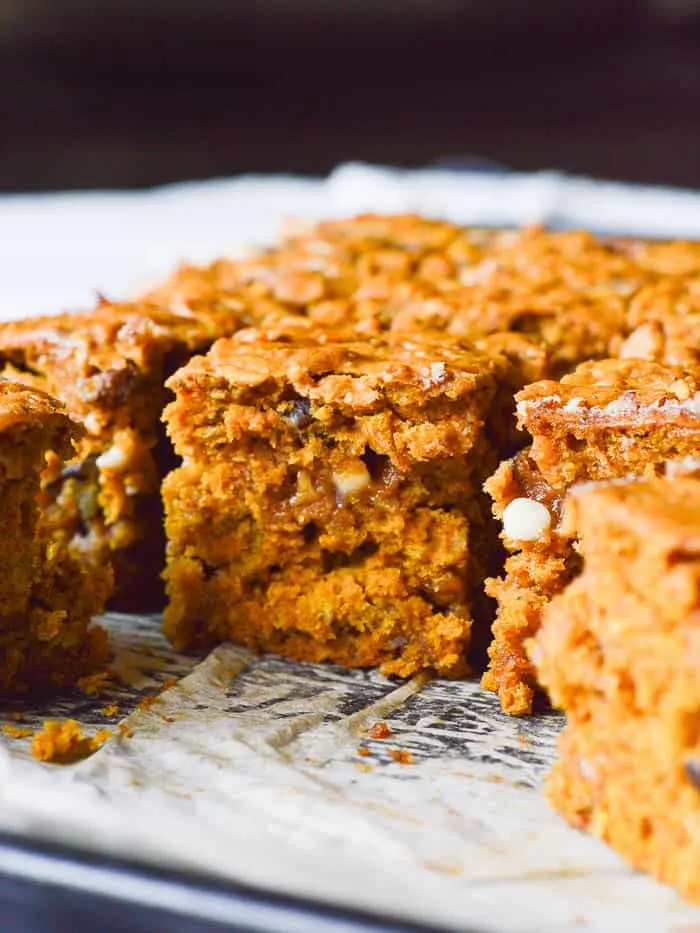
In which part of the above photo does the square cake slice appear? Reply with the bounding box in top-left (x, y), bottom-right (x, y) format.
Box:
top-left (0, 380), bottom-right (109, 694)
top-left (162, 332), bottom-right (505, 677)
top-left (483, 357), bottom-right (700, 714)
top-left (532, 476), bottom-right (700, 902)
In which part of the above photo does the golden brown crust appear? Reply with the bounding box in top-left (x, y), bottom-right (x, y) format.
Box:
top-left (616, 277), bottom-right (700, 366)
top-left (0, 379), bottom-right (77, 443)
top-left (516, 358), bottom-right (700, 488)
top-left (147, 219), bottom-right (656, 378)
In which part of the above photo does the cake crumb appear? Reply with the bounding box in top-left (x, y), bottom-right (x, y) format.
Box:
top-left (357, 747), bottom-right (370, 757)
top-left (159, 677), bottom-right (178, 693)
top-left (101, 704), bottom-right (118, 716)
top-left (76, 670), bottom-right (114, 697)
top-left (367, 721), bottom-right (392, 740)
top-left (423, 860), bottom-right (462, 876)
top-left (118, 723), bottom-right (133, 739)
top-left (389, 748), bottom-right (414, 765)
top-left (2, 724), bottom-right (33, 739)
top-left (31, 720), bottom-right (111, 764)
top-left (355, 762), bottom-right (373, 773)
top-left (137, 693), bottom-right (159, 711)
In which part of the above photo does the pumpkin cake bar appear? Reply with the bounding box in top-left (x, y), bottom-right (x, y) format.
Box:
top-left (162, 331), bottom-right (508, 676)
top-left (0, 381), bottom-right (110, 694)
top-left (484, 357), bottom-right (700, 714)
top-left (0, 300), bottom-right (246, 608)
top-left (532, 476), bottom-right (700, 902)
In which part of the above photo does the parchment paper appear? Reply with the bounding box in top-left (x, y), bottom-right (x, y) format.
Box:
top-left (0, 614), bottom-right (697, 933)
top-left (1, 165), bottom-right (700, 932)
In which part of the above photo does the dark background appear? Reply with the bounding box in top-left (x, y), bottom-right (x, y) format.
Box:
top-left (2, 0), bottom-right (700, 191)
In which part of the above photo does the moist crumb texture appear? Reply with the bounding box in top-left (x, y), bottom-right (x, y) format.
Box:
top-left (0, 381), bottom-right (109, 694)
top-left (162, 332), bottom-right (505, 677)
top-left (532, 477), bottom-right (700, 902)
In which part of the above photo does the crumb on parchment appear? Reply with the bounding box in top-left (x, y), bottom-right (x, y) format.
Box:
top-left (2, 724), bottom-right (33, 739)
top-left (31, 719), bottom-right (112, 764)
top-left (388, 749), bottom-right (414, 765)
top-left (367, 721), bottom-right (393, 740)
top-left (76, 670), bottom-right (114, 697)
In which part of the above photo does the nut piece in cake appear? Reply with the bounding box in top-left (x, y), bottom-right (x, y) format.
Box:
top-left (162, 332), bottom-right (505, 677)
top-left (0, 299), bottom-right (246, 608)
top-left (532, 476), bottom-right (700, 903)
top-left (618, 277), bottom-right (700, 366)
top-left (483, 356), bottom-right (700, 715)
top-left (0, 381), bottom-right (110, 694)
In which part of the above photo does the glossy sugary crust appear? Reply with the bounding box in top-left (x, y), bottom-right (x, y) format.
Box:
top-left (532, 477), bottom-right (700, 902)
top-left (148, 218), bottom-right (663, 376)
top-left (163, 331), bottom-right (503, 677)
top-left (0, 300), bottom-right (247, 607)
top-left (517, 357), bottom-right (700, 488)
top-left (0, 380), bottom-right (109, 694)
top-left (618, 277), bottom-right (700, 366)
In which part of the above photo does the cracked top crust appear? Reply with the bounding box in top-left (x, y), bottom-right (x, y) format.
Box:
top-left (517, 358), bottom-right (700, 422)
top-left (167, 332), bottom-right (502, 413)
top-left (0, 379), bottom-right (77, 449)
top-left (145, 217), bottom-right (676, 372)
top-left (0, 299), bottom-right (246, 444)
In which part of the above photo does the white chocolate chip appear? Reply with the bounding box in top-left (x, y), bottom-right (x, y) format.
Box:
top-left (333, 464), bottom-right (371, 497)
top-left (502, 497), bottom-right (551, 541)
top-left (84, 412), bottom-right (102, 436)
top-left (423, 361), bottom-right (447, 388)
top-left (96, 444), bottom-right (130, 472)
